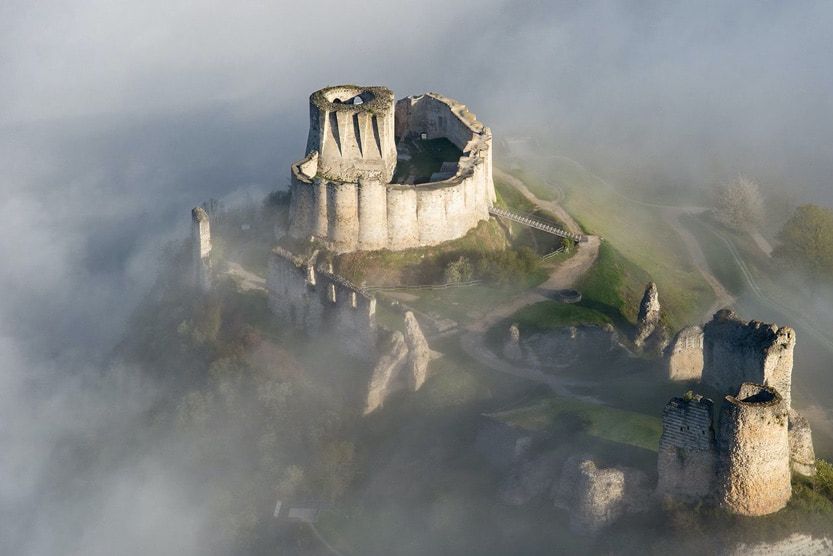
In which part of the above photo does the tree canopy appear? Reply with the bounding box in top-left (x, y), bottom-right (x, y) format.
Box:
top-left (774, 204), bottom-right (833, 280)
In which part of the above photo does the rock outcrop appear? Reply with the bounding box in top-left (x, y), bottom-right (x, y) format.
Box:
top-left (666, 326), bottom-right (704, 381)
top-left (634, 282), bottom-right (661, 348)
top-left (403, 311), bottom-right (430, 391)
top-left (788, 408), bottom-right (817, 477)
top-left (502, 323), bottom-right (523, 361)
top-left (553, 456), bottom-right (649, 535)
top-left (703, 309), bottom-right (795, 407)
top-left (717, 383), bottom-right (791, 516)
top-left (656, 393), bottom-right (717, 503)
top-left (364, 331), bottom-right (409, 414)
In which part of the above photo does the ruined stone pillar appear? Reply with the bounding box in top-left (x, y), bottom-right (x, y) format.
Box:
top-left (717, 383), bottom-right (791, 516)
top-left (191, 207), bottom-right (211, 291)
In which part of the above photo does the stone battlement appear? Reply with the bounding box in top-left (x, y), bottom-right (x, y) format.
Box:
top-left (288, 85), bottom-right (496, 252)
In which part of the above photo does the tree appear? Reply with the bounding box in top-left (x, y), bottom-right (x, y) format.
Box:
top-left (774, 204), bottom-right (833, 281)
top-left (713, 175), bottom-right (765, 231)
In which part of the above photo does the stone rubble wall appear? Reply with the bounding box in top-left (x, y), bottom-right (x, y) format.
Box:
top-left (716, 383), bottom-right (791, 516)
top-left (267, 247), bottom-right (432, 414)
top-left (266, 247), bottom-right (377, 361)
top-left (703, 309), bottom-right (795, 407)
top-left (287, 89), bottom-right (496, 253)
top-left (656, 395), bottom-right (717, 503)
top-left (634, 282), bottom-right (661, 347)
top-left (666, 325), bottom-right (704, 381)
top-left (788, 408), bottom-right (817, 477)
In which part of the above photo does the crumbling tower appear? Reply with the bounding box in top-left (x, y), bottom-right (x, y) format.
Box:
top-left (717, 383), bottom-right (791, 516)
top-left (191, 206), bottom-right (211, 291)
top-left (306, 85), bottom-right (397, 183)
top-left (703, 309), bottom-right (795, 407)
top-left (656, 393), bottom-right (717, 503)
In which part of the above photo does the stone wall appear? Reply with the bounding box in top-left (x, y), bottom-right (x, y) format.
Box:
top-left (266, 246), bottom-right (432, 413)
top-left (656, 394), bottom-right (717, 503)
top-left (716, 383), bottom-right (791, 516)
top-left (666, 326), bottom-right (704, 381)
top-left (703, 309), bottom-right (795, 407)
top-left (266, 247), bottom-right (377, 361)
top-left (287, 88), bottom-right (496, 253)
top-left (191, 207), bottom-right (211, 291)
top-left (788, 408), bottom-right (817, 477)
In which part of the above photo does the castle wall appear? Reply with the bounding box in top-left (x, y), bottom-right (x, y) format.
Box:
top-left (703, 310), bottom-right (795, 407)
top-left (717, 383), bottom-right (791, 516)
top-left (266, 247), bottom-right (377, 361)
top-left (788, 409), bottom-right (817, 477)
top-left (287, 88), bottom-right (496, 252)
top-left (656, 395), bottom-right (717, 502)
top-left (667, 326), bottom-right (704, 381)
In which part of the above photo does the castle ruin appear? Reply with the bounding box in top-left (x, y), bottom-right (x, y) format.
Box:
top-left (287, 85), bottom-right (496, 252)
top-left (191, 206), bottom-right (212, 291)
top-left (717, 383), bottom-right (792, 516)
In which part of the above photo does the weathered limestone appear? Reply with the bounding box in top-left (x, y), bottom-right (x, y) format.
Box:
top-left (656, 394), bottom-right (717, 503)
top-left (288, 86), bottom-right (496, 253)
top-left (307, 86), bottom-right (398, 184)
top-left (403, 311), bottom-right (430, 391)
top-left (191, 207), bottom-right (212, 290)
top-left (788, 408), bottom-right (817, 477)
top-left (634, 282), bottom-right (661, 347)
top-left (666, 325), bottom-right (704, 381)
top-left (554, 456), bottom-right (649, 535)
top-left (364, 331), bottom-right (409, 415)
top-left (503, 323), bottom-right (523, 361)
top-left (703, 309), bottom-right (795, 407)
top-left (717, 383), bottom-right (791, 516)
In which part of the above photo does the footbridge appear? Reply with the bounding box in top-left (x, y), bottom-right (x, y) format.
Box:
top-left (488, 206), bottom-right (586, 242)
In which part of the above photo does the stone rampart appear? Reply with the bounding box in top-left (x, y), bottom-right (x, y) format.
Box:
top-left (703, 309), bottom-right (795, 407)
top-left (657, 394), bottom-right (717, 503)
top-left (266, 247), bottom-right (376, 361)
top-left (666, 325), bottom-right (704, 381)
top-left (716, 383), bottom-right (791, 516)
top-left (287, 87), bottom-right (496, 253)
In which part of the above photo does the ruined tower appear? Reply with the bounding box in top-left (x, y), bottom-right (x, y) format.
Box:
top-left (306, 86), bottom-right (398, 183)
top-left (191, 206), bottom-right (211, 290)
top-left (703, 309), bottom-right (795, 407)
top-left (287, 85), bottom-right (496, 253)
top-left (656, 393), bottom-right (718, 503)
top-left (717, 383), bottom-right (791, 516)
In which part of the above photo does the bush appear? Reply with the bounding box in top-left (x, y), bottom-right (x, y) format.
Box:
top-left (444, 256), bottom-right (474, 283)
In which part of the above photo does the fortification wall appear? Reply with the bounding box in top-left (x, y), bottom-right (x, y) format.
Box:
top-left (717, 383), bottom-right (791, 516)
top-left (287, 88), bottom-right (496, 253)
top-left (657, 394), bottom-right (717, 502)
top-left (266, 247), bottom-right (377, 361)
top-left (666, 326), bottom-right (704, 381)
top-left (703, 309), bottom-right (795, 407)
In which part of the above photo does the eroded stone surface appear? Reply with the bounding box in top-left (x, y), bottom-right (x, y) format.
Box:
top-left (635, 282), bottom-right (661, 348)
top-left (503, 323), bottom-right (523, 361)
top-left (191, 207), bottom-right (212, 291)
top-left (727, 533), bottom-right (833, 555)
top-left (667, 325), bottom-right (704, 381)
top-left (788, 408), bottom-right (817, 477)
top-left (364, 331), bottom-right (409, 415)
top-left (403, 311), bottom-right (430, 391)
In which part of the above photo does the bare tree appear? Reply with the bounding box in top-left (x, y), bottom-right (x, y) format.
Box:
top-left (713, 175), bottom-right (765, 231)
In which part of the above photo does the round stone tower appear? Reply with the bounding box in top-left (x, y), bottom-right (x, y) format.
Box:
top-left (717, 382), bottom-right (791, 516)
top-left (305, 85), bottom-right (397, 184)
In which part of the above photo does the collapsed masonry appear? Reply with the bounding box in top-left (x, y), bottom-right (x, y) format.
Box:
top-left (191, 207), bottom-right (212, 291)
top-left (658, 310), bottom-right (816, 516)
top-left (266, 247), bottom-right (431, 414)
top-left (634, 282), bottom-right (662, 348)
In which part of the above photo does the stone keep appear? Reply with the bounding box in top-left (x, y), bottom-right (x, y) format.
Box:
top-left (656, 394), bottom-right (717, 503)
top-left (191, 207), bottom-right (211, 290)
top-left (703, 309), bottom-right (795, 407)
top-left (288, 85), bottom-right (496, 253)
top-left (717, 383), bottom-right (791, 516)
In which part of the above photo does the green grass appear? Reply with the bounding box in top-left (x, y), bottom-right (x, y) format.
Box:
top-left (512, 300), bottom-right (613, 329)
top-left (679, 214), bottom-right (746, 295)
top-left (530, 156), bottom-right (714, 329)
top-left (490, 397), bottom-right (662, 452)
top-left (505, 168), bottom-right (558, 201)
